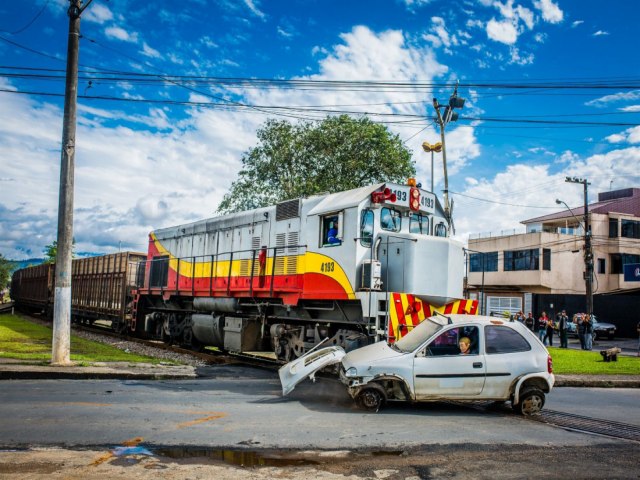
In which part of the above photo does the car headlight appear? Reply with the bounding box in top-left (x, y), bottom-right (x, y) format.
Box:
top-left (344, 367), bottom-right (358, 377)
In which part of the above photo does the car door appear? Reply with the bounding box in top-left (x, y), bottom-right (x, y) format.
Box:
top-left (412, 326), bottom-right (485, 399)
top-left (482, 324), bottom-right (534, 399)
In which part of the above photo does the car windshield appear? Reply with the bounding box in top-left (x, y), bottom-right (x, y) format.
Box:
top-left (393, 318), bottom-right (444, 353)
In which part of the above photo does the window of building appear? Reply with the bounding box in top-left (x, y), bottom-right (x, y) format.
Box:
top-left (149, 256), bottom-right (169, 287)
top-left (485, 325), bottom-right (531, 354)
top-left (621, 219), bottom-right (640, 239)
top-left (360, 209), bottom-right (374, 247)
top-left (470, 252), bottom-right (498, 272)
top-left (321, 213), bottom-right (343, 246)
top-left (597, 258), bottom-right (606, 274)
top-left (542, 248), bottom-right (551, 271)
top-left (504, 249), bottom-right (540, 271)
top-left (380, 207), bottom-right (401, 232)
top-left (609, 218), bottom-right (619, 238)
top-left (609, 254), bottom-right (640, 274)
top-left (409, 213), bottom-right (429, 235)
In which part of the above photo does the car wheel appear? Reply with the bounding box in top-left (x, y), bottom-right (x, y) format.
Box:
top-left (513, 387), bottom-right (545, 416)
top-left (356, 385), bottom-right (385, 412)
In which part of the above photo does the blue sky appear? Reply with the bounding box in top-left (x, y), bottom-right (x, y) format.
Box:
top-left (0, 0), bottom-right (639, 259)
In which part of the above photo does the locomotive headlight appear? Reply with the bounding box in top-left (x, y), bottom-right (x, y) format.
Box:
top-left (344, 367), bottom-right (358, 377)
top-left (409, 187), bottom-right (420, 211)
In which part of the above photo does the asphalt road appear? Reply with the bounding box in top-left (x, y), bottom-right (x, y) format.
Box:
top-left (1, 364), bottom-right (639, 450)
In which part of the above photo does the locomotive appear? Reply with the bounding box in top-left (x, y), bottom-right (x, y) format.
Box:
top-left (133, 179), bottom-right (477, 360)
top-left (10, 180), bottom-right (477, 360)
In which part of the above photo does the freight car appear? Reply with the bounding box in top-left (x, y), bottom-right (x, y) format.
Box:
top-left (132, 180), bottom-right (478, 360)
top-left (10, 252), bottom-right (145, 331)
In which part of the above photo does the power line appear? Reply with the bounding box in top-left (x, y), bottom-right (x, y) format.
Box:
top-left (0, 0), bottom-right (50, 35)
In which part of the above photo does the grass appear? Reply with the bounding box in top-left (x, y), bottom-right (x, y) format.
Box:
top-left (549, 347), bottom-right (640, 375)
top-left (0, 313), bottom-right (168, 364)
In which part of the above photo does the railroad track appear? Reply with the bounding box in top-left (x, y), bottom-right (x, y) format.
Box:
top-left (450, 401), bottom-right (640, 443)
top-left (71, 321), bottom-right (281, 370)
top-left (532, 409), bottom-right (640, 443)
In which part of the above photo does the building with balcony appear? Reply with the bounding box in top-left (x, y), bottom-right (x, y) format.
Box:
top-left (466, 188), bottom-right (640, 336)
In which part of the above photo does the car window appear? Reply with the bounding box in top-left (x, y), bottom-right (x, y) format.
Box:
top-left (394, 318), bottom-right (443, 353)
top-left (484, 325), bottom-right (531, 354)
top-left (424, 326), bottom-right (479, 356)
top-left (380, 208), bottom-right (401, 232)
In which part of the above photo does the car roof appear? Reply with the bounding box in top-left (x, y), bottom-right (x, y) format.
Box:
top-left (428, 314), bottom-right (521, 327)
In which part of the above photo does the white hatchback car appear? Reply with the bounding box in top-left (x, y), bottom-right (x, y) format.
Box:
top-left (279, 314), bottom-right (554, 415)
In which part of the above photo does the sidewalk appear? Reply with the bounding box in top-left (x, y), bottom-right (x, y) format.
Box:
top-left (0, 358), bottom-right (638, 387)
top-left (0, 358), bottom-right (197, 380)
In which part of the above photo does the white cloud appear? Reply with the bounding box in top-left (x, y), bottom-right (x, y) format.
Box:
top-left (534, 32), bottom-right (546, 43)
top-left (585, 90), bottom-right (640, 107)
top-left (454, 147), bottom-right (640, 241)
top-left (606, 126), bottom-right (640, 144)
top-left (509, 46), bottom-right (534, 65)
top-left (486, 18), bottom-right (518, 45)
top-left (0, 26), bottom-right (484, 260)
top-left (244, 0), bottom-right (266, 19)
top-left (571, 20), bottom-right (584, 28)
top-left (620, 105), bottom-right (640, 112)
top-left (593, 30), bottom-right (609, 36)
top-left (533, 0), bottom-right (564, 24)
top-left (83, 3), bottom-right (113, 24)
top-left (141, 42), bottom-right (161, 58)
top-left (105, 26), bottom-right (139, 43)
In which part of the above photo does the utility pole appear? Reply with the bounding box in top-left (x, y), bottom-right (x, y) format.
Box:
top-left (565, 176), bottom-right (593, 319)
top-left (432, 82), bottom-right (465, 227)
top-left (52, 0), bottom-right (90, 365)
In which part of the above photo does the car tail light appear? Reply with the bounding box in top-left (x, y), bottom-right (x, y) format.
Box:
top-left (547, 355), bottom-right (553, 374)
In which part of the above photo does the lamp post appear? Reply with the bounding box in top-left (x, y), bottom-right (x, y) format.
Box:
top-left (432, 82), bottom-right (465, 227)
top-left (421, 141), bottom-right (442, 193)
top-left (556, 176), bottom-right (593, 318)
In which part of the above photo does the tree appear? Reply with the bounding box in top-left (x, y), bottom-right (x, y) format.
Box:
top-left (0, 254), bottom-right (11, 291)
top-left (43, 240), bottom-right (76, 264)
top-left (217, 115), bottom-right (415, 213)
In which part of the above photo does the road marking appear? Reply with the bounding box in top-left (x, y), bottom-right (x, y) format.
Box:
top-left (177, 411), bottom-right (227, 429)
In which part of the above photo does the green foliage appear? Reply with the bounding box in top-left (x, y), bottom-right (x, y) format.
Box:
top-left (549, 347), bottom-right (640, 375)
top-left (0, 314), bottom-right (172, 364)
top-left (217, 115), bottom-right (415, 213)
top-left (43, 240), bottom-right (76, 264)
top-left (0, 254), bottom-right (11, 289)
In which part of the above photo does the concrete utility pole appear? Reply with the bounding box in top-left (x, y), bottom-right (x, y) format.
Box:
top-left (52, 0), bottom-right (90, 365)
top-left (565, 177), bottom-right (593, 318)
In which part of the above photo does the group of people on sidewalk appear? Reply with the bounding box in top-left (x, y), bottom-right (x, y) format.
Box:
top-left (514, 309), bottom-right (594, 350)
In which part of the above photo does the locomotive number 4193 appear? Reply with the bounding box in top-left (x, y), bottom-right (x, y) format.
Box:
top-left (321, 261), bottom-right (335, 272)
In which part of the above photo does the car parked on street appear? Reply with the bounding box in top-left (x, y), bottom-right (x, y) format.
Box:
top-left (571, 314), bottom-right (617, 340)
top-left (280, 314), bottom-right (555, 415)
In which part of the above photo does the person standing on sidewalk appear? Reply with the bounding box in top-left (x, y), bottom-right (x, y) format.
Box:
top-left (537, 312), bottom-right (549, 344)
top-left (557, 310), bottom-right (569, 348)
top-left (577, 313), bottom-right (586, 349)
top-left (543, 314), bottom-right (555, 347)
top-left (583, 314), bottom-right (594, 351)
top-left (525, 312), bottom-right (535, 331)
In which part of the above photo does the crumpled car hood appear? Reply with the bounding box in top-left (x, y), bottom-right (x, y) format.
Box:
top-left (278, 346), bottom-right (346, 396)
top-left (342, 341), bottom-right (404, 370)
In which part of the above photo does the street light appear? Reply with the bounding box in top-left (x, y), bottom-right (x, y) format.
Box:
top-left (432, 82), bottom-right (465, 227)
top-left (556, 177), bottom-right (593, 318)
top-left (555, 199), bottom-right (584, 232)
top-left (421, 141), bottom-right (442, 193)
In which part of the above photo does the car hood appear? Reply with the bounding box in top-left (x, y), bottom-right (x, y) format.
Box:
top-left (342, 341), bottom-right (404, 370)
top-left (278, 346), bottom-right (346, 396)
top-left (594, 322), bottom-right (616, 329)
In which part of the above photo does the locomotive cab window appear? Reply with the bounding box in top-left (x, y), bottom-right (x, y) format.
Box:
top-left (321, 212), bottom-right (343, 247)
top-left (380, 207), bottom-right (401, 232)
top-left (360, 209), bottom-right (374, 247)
top-left (410, 213), bottom-right (429, 235)
top-left (434, 222), bottom-right (447, 237)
